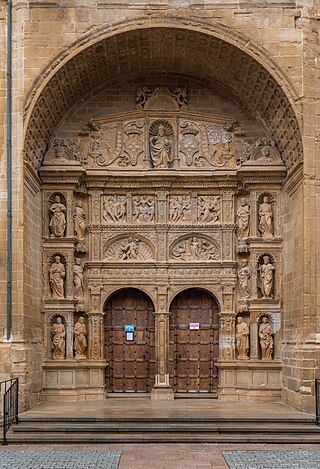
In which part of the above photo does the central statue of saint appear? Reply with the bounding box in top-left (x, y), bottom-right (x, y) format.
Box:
top-left (150, 124), bottom-right (171, 168)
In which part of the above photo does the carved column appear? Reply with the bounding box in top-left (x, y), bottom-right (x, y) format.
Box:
top-left (249, 312), bottom-right (260, 359)
top-left (87, 313), bottom-right (104, 360)
top-left (219, 313), bottom-right (236, 360)
top-left (157, 191), bottom-right (168, 224)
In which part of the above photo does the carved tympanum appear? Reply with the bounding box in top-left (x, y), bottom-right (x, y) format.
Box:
top-left (236, 316), bottom-right (249, 360)
top-left (259, 317), bottom-right (273, 359)
top-left (104, 237), bottom-right (153, 261)
top-left (171, 236), bottom-right (219, 261)
top-left (43, 138), bottom-right (81, 166)
top-left (241, 138), bottom-right (283, 165)
top-left (51, 317), bottom-right (65, 360)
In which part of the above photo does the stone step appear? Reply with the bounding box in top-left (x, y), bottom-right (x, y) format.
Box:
top-left (7, 430), bottom-right (320, 444)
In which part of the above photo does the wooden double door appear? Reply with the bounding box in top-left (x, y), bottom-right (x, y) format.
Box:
top-left (169, 289), bottom-right (219, 393)
top-left (105, 289), bottom-right (155, 392)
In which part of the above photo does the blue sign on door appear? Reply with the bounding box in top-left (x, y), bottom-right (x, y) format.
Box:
top-left (124, 324), bottom-right (135, 332)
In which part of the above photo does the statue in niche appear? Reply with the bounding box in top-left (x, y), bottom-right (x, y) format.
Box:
top-left (73, 201), bottom-right (86, 251)
top-left (49, 195), bottom-right (66, 238)
top-left (236, 198), bottom-right (250, 239)
top-left (170, 196), bottom-right (191, 223)
top-left (149, 123), bottom-right (171, 168)
top-left (74, 316), bottom-right (87, 359)
top-left (259, 317), bottom-right (274, 359)
top-left (103, 196), bottom-right (126, 223)
top-left (73, 258), bottom-right (84, 301)
top-left (238, 260), bottom-right (250, 299)
top-left (51, 317), bottom-right (65, 360)
top-left (198, 196), bottom-right (220, 223)
top-left (132, 196), bottom-right (155, 223)
top-left (49, 256), bottom-right (65, 299)
top-left (258, 255), bottom-right (275, 299)
top-left (236, 316), bottom-right (250, 360)
top-left (258, 196), bottom-right (274, 239)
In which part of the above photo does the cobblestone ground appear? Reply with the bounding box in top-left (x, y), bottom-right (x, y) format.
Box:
top-left (1, 444), bottom-right (320, 469)
top-left (223, 450), bottom-right (320, 469)
top-left (0, 450), bottom-right (121, 469)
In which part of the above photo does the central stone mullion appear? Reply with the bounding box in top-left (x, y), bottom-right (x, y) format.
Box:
top-left (151, 311), bottom-right (174, 400)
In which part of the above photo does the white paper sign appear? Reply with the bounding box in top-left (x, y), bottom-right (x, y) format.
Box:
top-left (189, 323), bottom-right (200, 330)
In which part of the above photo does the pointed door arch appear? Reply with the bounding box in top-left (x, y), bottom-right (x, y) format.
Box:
top-left (169, 288), bottom-right (219, 393)
top-left (104, 288), bottom-right (155, 393)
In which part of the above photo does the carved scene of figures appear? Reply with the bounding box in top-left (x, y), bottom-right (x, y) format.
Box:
top-left (171, 236), bottom-right (219, 261)
top-left (49, 256), bottom-right (65, 299)
top-left (132, 195), bottom-right (155, 223)
top-left (49, 195), bottom-right (66, 238)
top-left (197, 196), bottom-right (220, 223)
top-left (258, 255), bottom-right (275, 299)
top-left (103, 195), bottom-right (127, 223)
top-left (259, 317), bottom-right (273, 359)
top-left (104, 236), bottom-right (154, 262)
top-left (169, 196), bottom-right (191, 223)
top-left (51, 317), bottom-right (66, 360)
top-left (74, 316), bottom-right (87, 359)
top-left (236, 316), bottom-right (249, 360)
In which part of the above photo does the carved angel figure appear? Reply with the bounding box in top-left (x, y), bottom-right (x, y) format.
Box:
top-left (259, 317), bottom-right (273, 359)
top-left (49, 195), bottom-right (66, 238)
top-left (150, 124), bottom-right (171, 168)
top-left (49, 256), bottom-right (65, 299)
top-left (258, 196), bottom-right (274, 238)
top-left (51, 317), bottom-right (65, 360)
top-left (236, 198), bottom-right (250, 239)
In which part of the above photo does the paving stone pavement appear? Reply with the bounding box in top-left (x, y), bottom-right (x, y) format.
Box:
top-left (0, 450), bottom-right (121, 469)
top-left (222, 450), bottom-right (320, 469)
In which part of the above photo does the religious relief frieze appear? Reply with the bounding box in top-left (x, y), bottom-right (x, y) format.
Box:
top-left (169, 196), bottom-right (191, 223)
top-left (132, 195), bottom-right (155, 223)
top-left (103, 236), bottom-right (154, 262)
top-left (103, 195), bottom-right (127, 224)
top-left (197, 196), bottom-right (220, 223)
top-left (170, 236), bottom-right (220, 262)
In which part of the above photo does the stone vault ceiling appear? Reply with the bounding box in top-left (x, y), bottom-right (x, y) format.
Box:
top-left (24, 27), bottom-right (302, 173)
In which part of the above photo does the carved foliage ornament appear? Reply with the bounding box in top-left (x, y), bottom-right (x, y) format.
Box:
top-left (136, 86), bottom-right (188, 111)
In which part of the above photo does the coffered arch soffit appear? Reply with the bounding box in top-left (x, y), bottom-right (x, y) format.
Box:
top-left (24, 16), bottom-right (303, 174)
